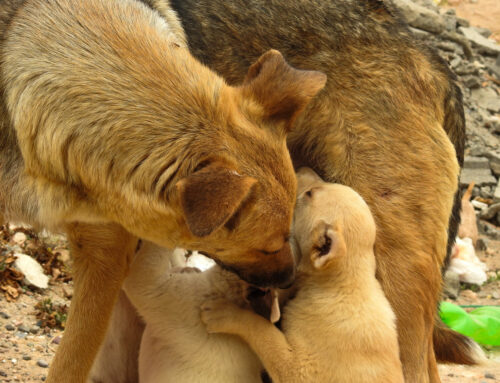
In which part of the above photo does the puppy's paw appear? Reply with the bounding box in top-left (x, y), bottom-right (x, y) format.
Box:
top-left (200, 299), bottom-right (243, 334)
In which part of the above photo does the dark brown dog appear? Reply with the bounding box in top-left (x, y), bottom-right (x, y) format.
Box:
top-left (139, 0), bottom-right (471, 382)
top-left (0, 0), bottom-right (326, 381)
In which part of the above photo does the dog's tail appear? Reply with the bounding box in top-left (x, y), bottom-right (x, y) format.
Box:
top-left (462, 182), bottom-right (475, 203)
top-left (442, 78), bottom-right (466, 270)
top-left (433, 318), bottom-right (486, 365)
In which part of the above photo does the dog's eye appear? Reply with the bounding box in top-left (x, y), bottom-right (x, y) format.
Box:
top-left (305, 190), bottom-right (312, 197)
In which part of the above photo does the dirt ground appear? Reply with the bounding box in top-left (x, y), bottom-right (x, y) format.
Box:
top-left (0, 224), bottom-right (498, 382)
top-left (445, 0), bottom-right (500, 42)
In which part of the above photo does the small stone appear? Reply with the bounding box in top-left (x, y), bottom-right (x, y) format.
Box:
top-left (11, 232), bottom-right (27, 245)
top-left (37, 360), bottom-right (49, 368)
top-left (15, 332), bottom-right (27, 339)
top-left (463, 76), bottom-right (481, 89)
top-left (0, 312), bottom-right (10, 319)
top-left (0, 371), bottom-right (6, 377)
top-left (456, 17), bottom-right (470, 28)
top-left (492, 291), bottom-right (500, 300)
top-left (5, 324), bottom-right (15, 331)
top-left (51, 336), bottom-right (61, 345)
top-left (495, 180), bottom-right (500, 203)
top-left (22, 355), bottom-right (31, 361)
top-left (476, 237), bottom-right (488, 251)
top-left (480, 203), bottom-right (500, 220)
top-left (443, 270), bottom-right (460, 299)
top-left (460, 168), bottom-right (497, 188)
top-left (464, 156), bottom-right (490, 170)
top-left (460, 27), bottom-right (500, 56)
top-left (17, 325), bottom-right (29, 333)
top-left (484, 372), bottom-right (495, 379)
top-left (29, 326), bottom-right (40, 334)
top-left (485, 117), bottom-right (500, 134)
top-left (437, 41), bottom-right (457, 53)
top-left (13, 253), bottom-right (49, 289)
top-left (474, 27), bottom-right (492, 38)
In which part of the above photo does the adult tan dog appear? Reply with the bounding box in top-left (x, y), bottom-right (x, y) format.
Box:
top-left (202, 168), bottom-right (405, 383)
top-left (0, 0), bottom-right (326, 381)
top-left (138, 0), bottom-right (474, 381)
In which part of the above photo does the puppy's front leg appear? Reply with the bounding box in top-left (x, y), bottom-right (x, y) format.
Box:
top-left (201, 299), bottom-right (295, 383)
top-left (47, 223), bottom-right (138, 383)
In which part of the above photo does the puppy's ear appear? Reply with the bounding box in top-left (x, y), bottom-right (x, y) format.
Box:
top-left (310, 220), bottom-right (346, 269)
top-left (176, 163), bottom-right (256, 237)
top-left (242, 50), bottom-right (326, 132)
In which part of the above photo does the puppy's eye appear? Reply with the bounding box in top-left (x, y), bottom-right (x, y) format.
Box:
top-left (305, 190), bottom-right (312, 197)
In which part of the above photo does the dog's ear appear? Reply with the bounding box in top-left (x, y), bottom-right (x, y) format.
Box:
top-left (242, 49), bottom-right (327, 132)
top-left (176, 163), bottom-right (257, 237)
top-left (310, 220), bottom-right (346, 269)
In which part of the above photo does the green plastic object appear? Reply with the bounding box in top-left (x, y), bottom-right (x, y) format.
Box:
top-left (439, 301), bottom-right (500, 346)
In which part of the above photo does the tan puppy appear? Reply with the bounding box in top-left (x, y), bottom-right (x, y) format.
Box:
top-left (202, 168), bottom-right (404, 383)
top-left (0, 0), bottom-right (326, 381)
top-left (123, 242), bottom-right (264, 383)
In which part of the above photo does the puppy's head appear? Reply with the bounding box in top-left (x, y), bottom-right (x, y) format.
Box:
top-left (293, 168), bottom-right (376, 271)
top-left (175, 52), bottom-right (326, 288)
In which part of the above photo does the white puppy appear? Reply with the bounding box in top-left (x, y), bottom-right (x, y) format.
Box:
top-left (122, 242), bottom-right (264, 383)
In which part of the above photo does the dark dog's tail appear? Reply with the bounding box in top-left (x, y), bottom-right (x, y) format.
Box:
top-left (443, 80), bottom-right (466, 269)
top-left (433, 318), bottom-right (486, 365)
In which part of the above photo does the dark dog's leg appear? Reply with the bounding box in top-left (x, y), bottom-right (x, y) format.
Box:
top-left (47, 223), bottom-right (138, 383)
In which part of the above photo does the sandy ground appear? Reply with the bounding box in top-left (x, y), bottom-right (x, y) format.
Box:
top-left (0, 230), bottom-right (499, 382)
top-left (445, 0), bottom-right (500, 42)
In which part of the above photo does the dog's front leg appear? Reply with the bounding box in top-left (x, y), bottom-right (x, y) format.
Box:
top-left (47, 222), bottom-right (138, 383)
top-left (201, 299), bottom-right (296, 383)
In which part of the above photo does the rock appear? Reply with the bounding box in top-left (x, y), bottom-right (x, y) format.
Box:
top-left (22, 355), bottom-right (31, 361)
top-left (463, 76), bottom-right (481, 89)
top-left (11, 232), bottom-right (27, 245)
top-left (5, 324), bottom-right (15, 331)
top-left (492, 291), bottom-right (500, 299)
top-left (456, 17), bottom-right (470, 28)
top-left (494, 180), bottom-right (500, 203)
top-left (0, 312), bottom-right (10, 319)
top-left (459, 27), bottom-right (500, 56)
top-left (443, 270), bottom-right (460, 299)
top-left (485, 152), bottom-right (500, 176)
top-left (37, 360), bottom-right (49, 368)
top-left (480, 203), bottom-right (500, 219)
top-left (29, 326), bottom-right (40, 334)
top-left (13, 253), bottom-right (49, 289)
top-left (484, 372), bottom-right (495, 379)
top-left (476, 237), bottom-right (488, 251)
top-left (460, 169), bottom-right (497, 188)
top-left (391, 0), bottom-right (444, 33)
top-left (0, 371), bottom-right (6, 377)
top-left (16, 325), bottom-right (29, 333)
top-left (485, 117), bottom-right (500, 134)
top-left (464, 156), bottom-right (490, 170)
top-left (470, 87), bottom-right (500, 113)
top-left (474, 27), bottom-right (492, 39)
top-left (436, 41), bottom-right (457, 53)
top-left (479, 221), bottom-right (500, 240)
top-left (480, 186), bottom-right (494, 199)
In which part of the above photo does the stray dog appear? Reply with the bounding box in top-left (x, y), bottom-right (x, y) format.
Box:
top-left (121, 243), bottom-right (266, 383)
top-left (0, 0), bottom-right (326, 381)
top-left (138, 0), bottom-right (476, 380)
top-left (202, 168), bottom-right (405, 383)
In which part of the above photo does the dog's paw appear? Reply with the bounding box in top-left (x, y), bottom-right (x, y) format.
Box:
top-left (200, 299), bottom-right (243, 334)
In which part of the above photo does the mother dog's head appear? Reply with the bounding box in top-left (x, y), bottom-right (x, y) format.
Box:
top-left (176, 50), bottom-right (326, 288)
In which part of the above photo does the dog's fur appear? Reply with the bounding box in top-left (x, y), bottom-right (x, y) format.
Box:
top-left (202, 168), bottom-right (405, 383)
top-left (121, 243), bottom-right (264, 383)
top-left (0, 0), bottom-right (326, 381)
top-left (136, 1), bottom-right (475, 381)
